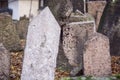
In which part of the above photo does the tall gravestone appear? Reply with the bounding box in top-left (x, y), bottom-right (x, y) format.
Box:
top-left (21, 7), bottom-right (61, 80)
top-left (0, 43), bottom-right (10, 80)
top-left (83, 33), bottom-right (111, 77)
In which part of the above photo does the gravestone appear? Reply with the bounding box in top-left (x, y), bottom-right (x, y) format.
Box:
top-left (44, 0), bottom-right (73, 21)
top-left (63, 22), bottom-right (95, 76)
top-left (63, 22), bottom-right (94, 66)
top-left (15, 16), bottom-right (29, 39)
top-left (0, 14), bottom-right (22, 51)
top-left (0, 43), bottom-right (10, 80)
top-left (98, 0), bottom-right (120, 56)
top-left (21, 7), bottom-right (61, 80)
top-left (83, 33), bottom-right (111, 77)
top-left (62, 12), bottom-right (95, 76)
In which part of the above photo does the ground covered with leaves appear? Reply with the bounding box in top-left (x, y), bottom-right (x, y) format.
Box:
top-left (9, 50), bottom-right (120, 80)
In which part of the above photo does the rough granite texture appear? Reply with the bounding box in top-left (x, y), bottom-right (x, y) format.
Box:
top-left (63, 23), bottom-right (94, 66)
top-left (44, 0), bottom-right (73, 21)
top-left (21, 7), bottom-right (61, 80)
top-left (0, 14), bottom-right (22, 51)
top-left (83, 33), bottom-right (111, 77)
top-left (57, 43), bottom-right (73, 71)
top-left (98, 1), bottom-right (120, 56)
top-left (0, 43), bottom-right (10, 80)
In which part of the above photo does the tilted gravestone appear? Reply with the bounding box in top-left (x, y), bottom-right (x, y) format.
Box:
top-left (98, 0), bottom-right (120, 56)
top-left (21, 7), bottom-right (61, 80)
top-left (0, 43), bottom-right (10, 80)
top-left (0, 14), bottom-right (22, 51)
top-left (83, 33), bottom-right (111, 77)
top-left (63, 22), bottom-right (94, 66)
top-left (62, 12), bottom-right (95, 75)
top-left (44, 0), bottom-right (73, 21)
top-left (15, 16), bottom-right (29, 39)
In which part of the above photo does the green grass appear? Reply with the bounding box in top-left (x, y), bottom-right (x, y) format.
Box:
top-left (60, 74), bottom-right (120, 80)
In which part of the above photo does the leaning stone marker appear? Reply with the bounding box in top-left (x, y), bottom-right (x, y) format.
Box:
top-left (83, 33), bottom-right (111, 77)
top-left (21, 7), bottom-right (61, 80)
top-left (0, 43), bottom-right (10, 80)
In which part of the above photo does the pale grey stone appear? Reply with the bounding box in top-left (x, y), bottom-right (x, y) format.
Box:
top-left (21, 7), bottom-right (61, 80)
top-left (84, 33), bottom-right (111, 77)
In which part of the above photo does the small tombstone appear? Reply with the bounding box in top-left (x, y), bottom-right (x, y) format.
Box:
top-left (16, 16), bottom-right (29, 39)
top-left (0, 43), bottom-right (10, 80)
top-left (21, 7), bottom-right (61, 80)
top-left (0, 14), bottom-right (22, 51)
top-left (83, 33), bottom-right (111, 77)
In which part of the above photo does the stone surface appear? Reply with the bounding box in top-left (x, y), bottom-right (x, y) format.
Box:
top-left (62, 17), bottom-right (95, 76)
top-left (87, 1), bottom-right (106, 30)
top-left (45, 0), bottom-right (73, 21)
top-left (21, 7), bottom-right (61, 80)
top-left (98, 0), bottom-right (120, 56)
top-left (0, 43), bottom-right (10, 80)
top-left (57, 42), bottom-right (72, 72)
top-left (63, 22), bottom-right (94, 66)
top-left (62, 12), bottom-right (95, 76)
top-left (69, 11), bottom-right (94, 23)
top-left (0, 14), bottom-right (22, 51)
top-left (83, 33), bottom-right (111, 77)
top-left (71, 0), bottom-right (84, 13)
top-left (15, 16), bottom-right (29, 39)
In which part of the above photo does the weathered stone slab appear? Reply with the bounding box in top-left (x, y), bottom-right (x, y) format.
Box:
top-left (57, 42), bottom-right (73, 72)
top-left (0, 14), bottom-right (22, 51)
top-left (15, 16), bottom-right (29, 39)
top-left (87, 1), bottom-right (106, 29)
top-left (71, 0), bottom-right (84, 13)
top-left (83, 33), bottom-right (111, 77)
top-left (0, 43), bottom-right (10, 80)
top-left (63, 22), bottom-right (95, 66)
top-left (62, 20), bottom-right (95, 76)
top-left (21, 7), bottom-right (61, 80)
